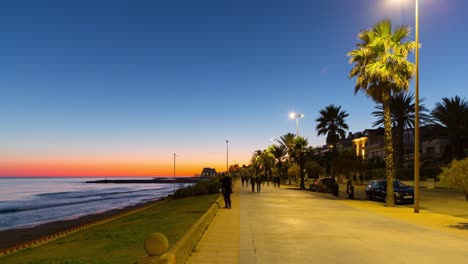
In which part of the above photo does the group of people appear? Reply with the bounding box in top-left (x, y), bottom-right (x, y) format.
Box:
top-left (240, 175), bottom-right (281, 192)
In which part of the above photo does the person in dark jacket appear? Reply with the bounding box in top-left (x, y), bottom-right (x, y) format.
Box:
top-left (250, 175), bottom-right (256, 192)
top-left (221, 174), bottom-right (233, 208)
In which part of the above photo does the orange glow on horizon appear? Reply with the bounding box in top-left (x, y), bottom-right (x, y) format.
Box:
top-left (0, 160), bottom-right (231, 177)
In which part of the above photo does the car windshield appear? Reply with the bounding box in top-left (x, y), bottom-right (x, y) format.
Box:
top-left (394, 181), bottom-right (408, 188)
top-left (378, 181), bottom-right (409, 188)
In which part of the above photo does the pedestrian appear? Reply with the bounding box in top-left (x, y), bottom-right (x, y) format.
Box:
top-left (222, 174), bottom-right (233, 208)
top-left (250, 175), bottom-right (256, 192)
top-left (241, 176), bottom-right (245, 187)
top-left (346, 178), bottom-right (354, 199)
top-left (256, 175), bottom-right (262, 192)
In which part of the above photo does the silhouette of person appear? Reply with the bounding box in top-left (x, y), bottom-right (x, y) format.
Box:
top-left (250, 175), bottom-right (256, 192)
top-left (256, 175), bottom-right (262, 192)
top-left (346, 178), bottom-right (354, 199)
top-left (221, 174), bottom-right (232, 208)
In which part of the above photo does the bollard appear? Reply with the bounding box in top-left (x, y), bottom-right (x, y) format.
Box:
top-left (137, 233), bottom-right (173, 264)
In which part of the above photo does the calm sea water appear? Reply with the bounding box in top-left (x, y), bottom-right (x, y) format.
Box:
top-left (0, 177), bottom-right (191, 231)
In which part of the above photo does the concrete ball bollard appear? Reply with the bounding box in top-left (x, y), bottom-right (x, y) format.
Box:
top-left (144, 233), bottom-right (169, 256)
top-left (137, 233), bottom-right (174, 264)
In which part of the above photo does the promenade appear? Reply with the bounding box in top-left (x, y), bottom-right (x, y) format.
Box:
top-left (186, 180), bottom-right (468, 264)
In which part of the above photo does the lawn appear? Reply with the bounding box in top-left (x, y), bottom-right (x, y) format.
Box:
top-left (1, 194), bottom-right (219, 264)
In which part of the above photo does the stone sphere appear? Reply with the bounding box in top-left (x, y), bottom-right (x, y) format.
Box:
top-left (144, 233), bottom-right (169, 256)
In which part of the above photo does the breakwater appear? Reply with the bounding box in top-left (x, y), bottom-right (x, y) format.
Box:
top-left (85, 177), bottom-right (203, 184)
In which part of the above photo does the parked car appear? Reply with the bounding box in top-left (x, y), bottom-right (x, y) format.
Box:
top-left (309, 177), bottom-right (335, 193)
top-left (365, 180), bottom-right (414, 204)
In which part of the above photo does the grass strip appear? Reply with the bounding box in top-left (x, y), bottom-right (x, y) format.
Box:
top-left (1, 194), bottom-right (219, 264)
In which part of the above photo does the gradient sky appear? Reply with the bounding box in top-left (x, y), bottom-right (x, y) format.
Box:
top-left (1, 0), bottom-right (467, 177)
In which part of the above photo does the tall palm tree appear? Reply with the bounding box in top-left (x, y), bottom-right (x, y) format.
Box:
top-left (348, 19), bottom-right (416, 206)
top-left (372, 92), bottom-right (430, 169)
top-left (250, 150), bottom-right (263, 176)
top-left (289, 136), bottom-right (309, 189)
top-left (432, 96), bottom-right (468, 160)
top-left (268, 144), bottom-right (287, 183)
top-left (279, 133), bottom-right (296, 184)
top-left (315, 104), bottom-right (349, 150)
top-left (251, 149), bottom-right (274, 180)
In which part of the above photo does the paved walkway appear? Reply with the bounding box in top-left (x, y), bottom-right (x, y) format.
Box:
top-left (186, 181), bottom-right (468, 264)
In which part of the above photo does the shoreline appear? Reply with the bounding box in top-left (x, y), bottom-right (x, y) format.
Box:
top-left (0, 197), bottom-right (167, 250)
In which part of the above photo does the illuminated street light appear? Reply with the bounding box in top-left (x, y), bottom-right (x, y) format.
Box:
top-left (289, 112), bottom-right (304, 137)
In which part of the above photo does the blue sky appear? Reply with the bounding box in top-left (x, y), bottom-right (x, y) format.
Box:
top-left (1, 0), bottom-right (467, 176)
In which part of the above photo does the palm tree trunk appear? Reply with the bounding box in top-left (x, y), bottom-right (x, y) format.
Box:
top-left (383, 99), bottom-right (395, 206)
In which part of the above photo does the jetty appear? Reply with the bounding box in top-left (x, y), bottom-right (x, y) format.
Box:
top-left (85, 177), bottom-right (203, 184)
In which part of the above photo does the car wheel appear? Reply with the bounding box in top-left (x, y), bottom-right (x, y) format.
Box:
top-left (366, 192), bottom-right (372, 200)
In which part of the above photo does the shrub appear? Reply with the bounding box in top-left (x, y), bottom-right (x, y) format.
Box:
top-left (440, 158), bottom-right (468, 201)
top-left (173, 177), bottom-right (221, 199)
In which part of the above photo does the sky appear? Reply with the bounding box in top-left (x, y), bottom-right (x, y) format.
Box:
top-left (1, 0), bottom-right (467, 177)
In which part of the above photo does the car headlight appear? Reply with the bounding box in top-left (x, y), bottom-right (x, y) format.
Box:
top-left (394, 192), bottom-right (402, 197)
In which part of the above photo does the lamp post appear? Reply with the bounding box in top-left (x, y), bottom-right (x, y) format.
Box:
top-left (389, 0), bottom-right (420, 213)
top-left (289, 112), bottom-right (304, 137)
top-left (173, 153), bottom-right (176, 194)
top-left (414, 0), bottom-right (420, 213)
top-left (226, 140), bottom-right (229, 172)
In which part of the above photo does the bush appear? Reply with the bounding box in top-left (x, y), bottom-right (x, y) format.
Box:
top-left (440, 158), bottom-right (468, 201)
top-left (173, 177), bottom-right (221, 199)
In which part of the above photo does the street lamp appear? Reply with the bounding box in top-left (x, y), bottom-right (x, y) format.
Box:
top-left (226, 140), bottom-right (229, 172)
top-left (414, 0), bottom-right (421, 214)
top-left (289, 112), bottom-right (304, 137)
top-left (173, 153), bottom-right (176, 194)
top-left (389, 0), bottom-right (420, 213)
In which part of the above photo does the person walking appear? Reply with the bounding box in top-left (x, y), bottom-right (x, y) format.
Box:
top-left (250, 175), bottom-right (256, 192)
top-left (256, 175), bottom-right (262, 192)
top-left (221, 174), bottom-right (232, 208)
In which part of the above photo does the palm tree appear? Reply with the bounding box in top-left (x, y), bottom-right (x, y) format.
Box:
top-left (315, 104), bottom-right (349, 150)
top-left (372, 92), bottom-right (430, 169)
top-left (431, 96), bottom-right (468, 160)
top-left (279, 133), bottom-right (296, 184)
top-left (251, 149), bottom-right (274, 181)
top-left (250, 150), bottom-right (263, 176)
top-left (289, 136), bottom-right (309, 189)
top-left (268, 144), bottom-right (287, 183)
top-left (348, 19), bottom-right (416, 206)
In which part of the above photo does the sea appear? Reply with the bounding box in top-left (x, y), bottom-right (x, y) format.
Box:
top-left (0, 177), bottom-right (192, 231)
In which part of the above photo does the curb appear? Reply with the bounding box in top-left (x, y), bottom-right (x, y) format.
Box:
top-left (159, 195), bottom-right (223, 264)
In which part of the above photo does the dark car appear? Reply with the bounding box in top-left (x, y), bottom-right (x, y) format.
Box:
top-left (365, 180), bottom-right (414, 204)
top-left (309, 177), bottom-right (335, 193)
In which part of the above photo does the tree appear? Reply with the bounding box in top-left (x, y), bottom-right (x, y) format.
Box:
top-left (440, 158), bottom-right (468, 202)
top-left (289, 136), bottom-right (309, 189)
top-left (279, 133), bottom-right (296, 184)
top-left (372, 92), bottom-right (430, 168)
top-left (315, 104), bottom-right (349, 150)
top-left (305, 160), bottom-right (324, 179)
top-left (251, 149), bottom-right (274, 181)
top-left (268, 144), bottom-right (287, 183)
top-left (431, 96), bottom-right (468, 160)
top-left (348, 19), bottom-right (416, 206)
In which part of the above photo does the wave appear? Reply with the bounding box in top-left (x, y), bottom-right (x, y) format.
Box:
top-left (0, 192), bottom-right (165, 215)
top-left (35, 187), bottom-right (166, 199)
